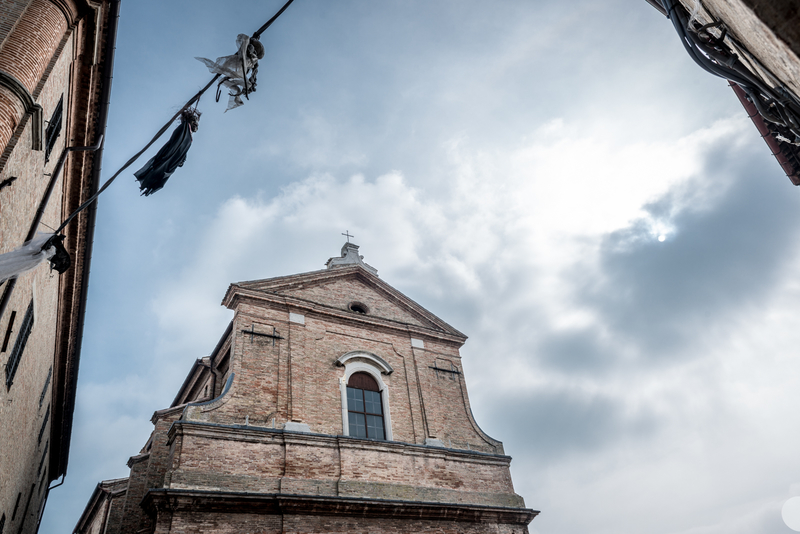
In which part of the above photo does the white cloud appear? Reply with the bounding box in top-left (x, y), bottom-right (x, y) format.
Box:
top-left (153, 115), bottom-right (747, 352)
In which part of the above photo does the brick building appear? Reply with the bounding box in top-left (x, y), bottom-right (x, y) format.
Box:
top-left (75, 242), bottom-right (537, 534)
top-left (645, 0), bottom-right (800, 184)
top-left (0, 1), bottom-right (118, 533)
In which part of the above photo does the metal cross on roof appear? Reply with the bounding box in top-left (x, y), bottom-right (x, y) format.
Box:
top-left (342, 230), bottom-right (354, 243)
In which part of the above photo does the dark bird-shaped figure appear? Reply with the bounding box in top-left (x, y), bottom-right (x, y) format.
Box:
top-left (134, 108), bottom-right (201, 196)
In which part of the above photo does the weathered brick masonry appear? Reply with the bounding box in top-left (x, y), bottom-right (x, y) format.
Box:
top-left (0, 1), bottom-right (117, 532)
top-left (76, 243), bottom-right (537, 533)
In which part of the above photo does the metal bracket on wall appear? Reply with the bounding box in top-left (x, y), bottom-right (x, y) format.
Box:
top-left (242, 324), bottom-right (284, 346)
top-left (429, 362), bottom-right (460, 380)
top-left (0, 176), bottom-right (16, 191)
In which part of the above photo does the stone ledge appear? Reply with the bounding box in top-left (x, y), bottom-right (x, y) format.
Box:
top-left (284, 421), bottom-right (311, 433)
top-left (166, 471), bottom-right (524, 508)
top-left (141, 489), bottom-right (538, 524)
top-left (167, 420), bottom-right (512, 465)
top-left (337, 479), bottom-right (525, 508)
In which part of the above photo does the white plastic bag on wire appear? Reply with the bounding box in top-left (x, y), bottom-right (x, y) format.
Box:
top-left (0, 233), bottom-right (55, 282)
top-left (196, 34), bottom-right (264, 111)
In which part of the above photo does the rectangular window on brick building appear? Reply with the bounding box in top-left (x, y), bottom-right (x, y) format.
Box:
top-left (11, 492), bottom-right (20, 520)
top-left (39, 366), bottom-right (51, 408)
top-left (44, 95), bottom-right (63, 163)
top-left (16, 485), bottom-right (34, 533)
top-left (5, 300), bottom-right (33, 390)
top-left (38, 405), bottom-right (50, 444)
top-left (37, 441), bottom-right (48, 476)
top-left (1, 310), bottom-right (16, 352)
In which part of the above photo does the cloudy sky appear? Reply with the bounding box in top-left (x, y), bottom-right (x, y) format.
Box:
top-left (40, 1), bottom-right (800, 533)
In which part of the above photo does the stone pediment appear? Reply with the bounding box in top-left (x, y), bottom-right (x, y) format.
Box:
top-left (230, 266), bottom-right (464, 338)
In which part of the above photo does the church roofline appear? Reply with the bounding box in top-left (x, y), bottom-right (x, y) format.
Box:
top-left (170, 321), bottom-right (233, 408)
top-left (223, 264), bottom-right (467, 341)
top-left (72, 478), bottom-right (128, 534)
top-left (225, 283), bottom-right (467, 345)
top-left (169, 358), bottom-right (211, 408)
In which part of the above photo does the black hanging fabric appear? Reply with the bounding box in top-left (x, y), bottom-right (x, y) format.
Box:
top-left (134, 109), bottom-right (200, 196)
top-left (42, 234), bottom-right (70, 274)
top-left (52, 0), bottom-right (297, 235)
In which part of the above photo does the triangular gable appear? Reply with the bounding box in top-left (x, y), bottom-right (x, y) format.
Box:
top-left (234, 266), bottom-right (465, 338)
top-left (278, 277), bottom-right (431, 328)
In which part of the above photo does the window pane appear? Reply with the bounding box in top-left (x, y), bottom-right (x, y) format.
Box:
top-left (348, 412), bottom-right (367, 438)
top-left (364, 390), bottom-right (382, 415)
top-left (366, 414), bottom-right (385, 440)
top-left (347, 387), bottom-right (364, 412)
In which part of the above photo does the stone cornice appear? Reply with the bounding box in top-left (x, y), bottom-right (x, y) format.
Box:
top-left (335, 350), bottom-right (394, 374)
top-left (48, 0), bottom-right (88, 27)
top-left (167, 420), bottom-right (513, 466)
top-left (126, 452), bottom-right (150, 468)
top-left (49, 0), bottom-right (118, 482)
top-left (0, 69), bottom-right (36, 111)
top-left (141, 489), bottom-right (538, 524)
top-left (228, 287), bottom-right (467, 346)
top-left (151, 404), bottom-right (186, 424)
top-left (224, 265), bottom-right (467, 341)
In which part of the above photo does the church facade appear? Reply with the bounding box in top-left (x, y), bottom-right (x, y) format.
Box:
top-left (75, 243), bottom-right (537, 534)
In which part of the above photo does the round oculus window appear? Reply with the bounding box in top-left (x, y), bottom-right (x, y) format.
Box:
top-left (348, 302), bottom-right (369, 315)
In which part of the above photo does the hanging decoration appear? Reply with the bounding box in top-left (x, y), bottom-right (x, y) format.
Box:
top-left (197, 35), bottom-right (265, 112)
top-left (134, 108), bottom-right (201, 196)
top-left (19, 0), bottom-right (298, 286)
top-left (0, 234), bottom-right (56, 282)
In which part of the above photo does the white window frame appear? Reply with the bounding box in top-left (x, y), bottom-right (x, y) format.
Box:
top-left (337, 351), bottom-right (393, 441)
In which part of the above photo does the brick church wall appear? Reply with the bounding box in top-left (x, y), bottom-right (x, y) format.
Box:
top-left (77, 254), bottom-right (535, 533)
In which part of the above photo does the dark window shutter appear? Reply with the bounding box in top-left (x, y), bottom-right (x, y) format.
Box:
top-left (10, 493), bottom-right (20, 521)
top-left (5, 300), bottom-right (33, 390)
top-left (37, 441), bottom-right (48, 476)
top-left (44, 96), bottom-right (63, 163)
top-left (1, 310), bottom-right (16, 352)
top-left (39, 367), bottom-right (51, 408)
top-left (38, 405), bottom-right (50, 444)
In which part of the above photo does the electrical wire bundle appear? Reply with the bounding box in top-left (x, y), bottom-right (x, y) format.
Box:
top-left (660, 0), bottom-right (800, 145)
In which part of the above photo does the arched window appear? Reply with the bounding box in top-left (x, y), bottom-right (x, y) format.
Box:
top-left (346, 372), bottom-right (385, 440)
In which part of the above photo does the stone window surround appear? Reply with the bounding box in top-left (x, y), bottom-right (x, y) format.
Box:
top-left (336, 351), bottom-right (393, 442)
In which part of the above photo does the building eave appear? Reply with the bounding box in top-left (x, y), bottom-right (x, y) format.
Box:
top-left (49, 0), bottom-right (119, 482)
top-left (169, 358), bottom-right (210, 408)
top-left (72, 477), bottom-right (128, 534)
top-left (229, 286), bottom-right (468, 346)
top-left (224, 264), bottom-right (468, 342)
top-left (169, 321), bottom-right (232, 408)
